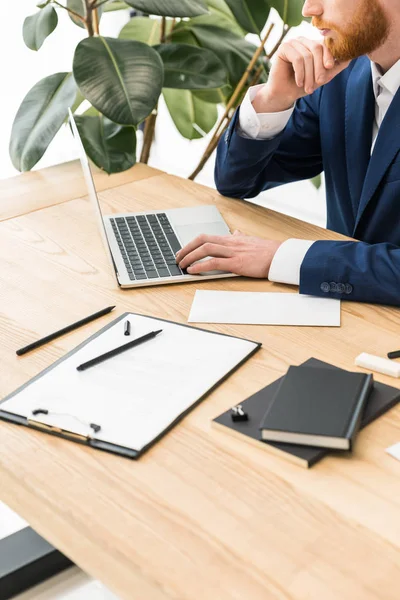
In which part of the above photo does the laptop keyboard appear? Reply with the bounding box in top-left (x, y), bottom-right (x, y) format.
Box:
top-left (110, 213), bottom-right (186, 281)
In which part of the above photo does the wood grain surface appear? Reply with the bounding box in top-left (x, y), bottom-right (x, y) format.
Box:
top-left (1, 162), bottom-right (400, 600)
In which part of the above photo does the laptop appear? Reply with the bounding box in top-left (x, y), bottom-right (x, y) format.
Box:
top-left (68, 109), bottom-right (236, 289)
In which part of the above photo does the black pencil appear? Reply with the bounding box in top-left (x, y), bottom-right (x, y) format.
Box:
top-left (76, 329), bottom-right (163, 371)
top-left (16, 306), bottom-right (116, 356)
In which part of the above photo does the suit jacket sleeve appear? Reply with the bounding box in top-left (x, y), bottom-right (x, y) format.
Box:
top-left (214, 89), bottom-right (323, 199)
top-left (301, 240), bottom-right (400, 306)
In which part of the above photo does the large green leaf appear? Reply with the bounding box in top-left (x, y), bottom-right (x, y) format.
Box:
top-left (168, 29), bottom-right (199, 46)
top-left (193, 0), bottom-right (245, 36)
top-left (269, 0), bottom-right (304, 26)
top-left (63, 88), bottom-right (85, 124)
top-left (155, 44), bottom-right (227, 89)
top-left (163, 88), bottom-right (217, 140)
top-left (165, 24), bottom-right (233, 101)
top-left (103, 1), bottom-right (131, 10)
top-left (124, 0), bottom-right (208, 17)
top-left (119, 16), bottom-right (173, 44)
top-left (73, 37), bottom-right (164, 126)
top-left (224, 0), bottom-right (270, 34)
top-left (67, 0), bottom-right (103, 28)
top-left (206, 0), bottom-right (234, 19)
top-left (71, 89), bottom-right (85, 113)
top-left (67, 0), bottom-right (85, 28)
top-left (10, 72), bottom-right (76, 171)
top-left (73, 114), bottom-right (136, 173)
top-left (192, 84), bottom-right (232, 104)
top-left (23, 5), bottom-right (58, 51)
top-left (174, 24), bottom-right (265, 87)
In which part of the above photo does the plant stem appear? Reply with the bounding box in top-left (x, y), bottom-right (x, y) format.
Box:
top-left (267, 24), bottom-right (291, 59)
top-left (248, 63), bottom-right (264, 88)
top-left (92, 7), bottom-right (100, 34)
top-left (188, 22), bottom-right (274, 181)
top-left (139, 15), bottom-right (167, 164)
top-left (188, 109), bottom-right (235, 182)
top-left (84, 0), bottom-right (94, 35)
top-left (51, 0), bottom-right (86, 23)
top-left (140, 106), bottom-right (158, 164)
top-left (164, 18), bottom-right (179, 42)
top-left (160, 16), bottom-right (167, 43)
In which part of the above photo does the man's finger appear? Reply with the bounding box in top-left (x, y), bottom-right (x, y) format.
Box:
top-left (309, 42), bottom-right (326, 85)
top-left (175, 234), bottom-right (232, 262)
top-left (187, 257), bottom-right (232, 274)
top-left (290, 40), bottom-right (315, 94)
top-left (296, 38), bottom-right (327, 85)
top-left (179, 243), bottom-right (233, 270)
top-left (321, 43), bottom-right (335, 69)
top-left (280, 43), bottom-right (305, 88)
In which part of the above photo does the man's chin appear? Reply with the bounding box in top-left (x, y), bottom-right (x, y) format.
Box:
top-left (324, 38), bottom-right (354, 63)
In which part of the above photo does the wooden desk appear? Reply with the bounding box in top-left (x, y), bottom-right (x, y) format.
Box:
top-left (1, 161), bottom-right (400, 600)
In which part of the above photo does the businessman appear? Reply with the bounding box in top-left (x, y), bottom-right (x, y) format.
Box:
top-left (176, 0), bottom-right (400, 306)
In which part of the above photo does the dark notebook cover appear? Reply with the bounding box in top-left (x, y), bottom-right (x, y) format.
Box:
top-left (212, 358), bottom-right (400, 468)
top-left (260, 365), bottom-right (373, 450)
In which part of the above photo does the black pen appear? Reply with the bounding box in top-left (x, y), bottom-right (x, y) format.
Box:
top-left (76, 329), bottom-right (163, 371)
top-left (16, 306), bottom-right (116, 356)
top-left (124, 320), bottom-right (131, 336)
top-left (388, 350), bottom-right (400, 359)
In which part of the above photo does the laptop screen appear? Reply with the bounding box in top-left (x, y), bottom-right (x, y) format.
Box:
top-left (68, 109), bottom-right (116, 278)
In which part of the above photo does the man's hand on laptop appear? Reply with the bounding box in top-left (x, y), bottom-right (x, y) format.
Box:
top-left (252, 37), bottom-right (350, 114)
top-left (175, 231), bottom-right (282, 278)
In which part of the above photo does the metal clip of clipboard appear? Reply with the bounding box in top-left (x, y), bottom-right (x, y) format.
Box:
top-left (27, 419), bottom-right (92, 442)
top-left (27, 410), bottom-right (102, 442)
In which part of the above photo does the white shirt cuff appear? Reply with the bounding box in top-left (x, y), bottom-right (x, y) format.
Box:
top-left (238, 84), bottom-right (295, 140)
top-left (268, 239), bottom-right (315, 286)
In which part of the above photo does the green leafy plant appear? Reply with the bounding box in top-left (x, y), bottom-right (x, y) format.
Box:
top-left (11, 0), bottom-right (305, 175)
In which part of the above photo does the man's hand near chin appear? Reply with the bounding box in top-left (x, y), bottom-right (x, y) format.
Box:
top-left (175, 230), bottom-right (282, 278)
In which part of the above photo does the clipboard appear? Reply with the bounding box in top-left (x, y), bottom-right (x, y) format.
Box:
top-left (0, 312), bottom-right (261, 459)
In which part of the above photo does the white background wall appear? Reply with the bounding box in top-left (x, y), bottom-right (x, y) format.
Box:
top-left (1, 3), bottom-right (326, 598)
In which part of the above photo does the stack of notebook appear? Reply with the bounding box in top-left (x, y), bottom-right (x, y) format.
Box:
top-left (213, 358), bottom-right (400, 468)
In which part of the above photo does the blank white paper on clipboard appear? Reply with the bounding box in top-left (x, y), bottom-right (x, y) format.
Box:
top-left (0, 313), bottom-right (260, 456)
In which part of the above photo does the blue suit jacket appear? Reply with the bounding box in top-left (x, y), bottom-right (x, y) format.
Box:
top-left (215, 56), bottom-right (400, 306)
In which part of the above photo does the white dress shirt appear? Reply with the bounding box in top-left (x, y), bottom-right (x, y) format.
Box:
top-left (238, 59), bottom-right (400, 285)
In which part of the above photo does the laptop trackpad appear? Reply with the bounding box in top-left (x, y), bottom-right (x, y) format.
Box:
top-left (175, 222), bottom-right (231, 274)
top-left (175, 222), bottom-right (230, 247)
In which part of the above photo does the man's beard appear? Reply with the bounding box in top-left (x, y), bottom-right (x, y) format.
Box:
top-left (312, 0), bottom-right (390, 62)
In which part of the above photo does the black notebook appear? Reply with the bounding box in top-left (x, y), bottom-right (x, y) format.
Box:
top-left (212, 358), bottom-right (400, 468)
top-left (260, 365), bottom-right (373, 450)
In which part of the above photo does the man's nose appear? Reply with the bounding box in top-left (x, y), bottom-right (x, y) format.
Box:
top-left (302, 0), bottom-right (323, 18)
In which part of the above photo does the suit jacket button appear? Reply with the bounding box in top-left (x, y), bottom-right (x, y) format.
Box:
top-left (329, 282), bottom-right (338, 292)
top-left (320, 282), bottom-right (330, 293)
top-left (345, 283), bottom-right (353, 294)
top-left (336, 283), bottom-right (345, 293)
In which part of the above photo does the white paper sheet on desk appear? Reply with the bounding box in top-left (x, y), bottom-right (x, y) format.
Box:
top-left (386, 442), bottom-right (400, 462)
top-left (188, 291), bottom-right (341, 326)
